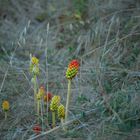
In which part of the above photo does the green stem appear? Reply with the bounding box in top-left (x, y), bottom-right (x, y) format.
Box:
top-left (40, 99), bottom-right (44, 131)
top-left (61, 118), bottom-right (66, 131)
top-left (33, 75), bottom-right (37, 111)
top-left (65, 79), bottom-right (71, 122)
top-left (37, 100), bottom-right (40, 116)
top-left (5, 111), bottom-right (7, 120)
top-left (52, 112), bottom-right (56, 128)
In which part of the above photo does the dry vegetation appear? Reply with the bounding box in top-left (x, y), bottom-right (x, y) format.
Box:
top-left (0, 0), bottom-right (140, 140)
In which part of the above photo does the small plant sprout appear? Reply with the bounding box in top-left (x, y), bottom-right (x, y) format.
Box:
top-left (65, 60), bottom-right (80, 122)
top-left (2, 100), bottom-right (10, 120)
top-left (50, 96), bottom-right (60, 128)
top-left (58, 104), bottom-right (65, 131)
top-left (30, 55), bottom-right (39, 111)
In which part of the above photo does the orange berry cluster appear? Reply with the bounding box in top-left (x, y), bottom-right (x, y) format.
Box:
top-left (66, 60), bottom-right (80, 79)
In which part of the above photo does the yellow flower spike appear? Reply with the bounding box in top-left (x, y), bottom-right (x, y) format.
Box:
top-left (2, 101), bottom-right (10, 111)
top-left (50, 96), bottom-right (60, 128)
top-left (58, 104), bottom-right (66, 131)
top-left (29, 56), bottom-right (39, 75)
top-left (38, 86), bottom-right (45, 98)
top-left (58, 104), bottom-right (65, 119)
top-left (31, 56), bottom-right (39, 65)
top-left (50, 96), bottom-right (60, 112)
top-left (2, 101), bottom-right (10, 120)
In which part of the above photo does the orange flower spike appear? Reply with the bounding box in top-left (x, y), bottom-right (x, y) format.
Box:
top-left (66, 60), bottom-right (80, 79)
top-left (44, 92), bottom-right (53, 102)
top-left (2, 100), bottom-right (10, 120)
top-left (2, 101), bottom-right (10, 111)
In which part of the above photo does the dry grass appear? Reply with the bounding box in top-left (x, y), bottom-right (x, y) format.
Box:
top-left (0, 0), bottom-right (140, 140)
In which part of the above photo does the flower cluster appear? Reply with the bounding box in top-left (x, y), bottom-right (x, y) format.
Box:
top-left (30, 56), bottom-right (39, 76)
top-left (28, 58), bottom-right (80, 131)
top-left (66, 60), bottom-right (80, 79)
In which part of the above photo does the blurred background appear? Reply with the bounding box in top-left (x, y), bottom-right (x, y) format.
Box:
top-left (0, 0), bottom-right (140, 139)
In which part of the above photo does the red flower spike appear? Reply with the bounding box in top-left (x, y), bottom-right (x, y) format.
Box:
top-left (33, 125), bottom-right (42, 134)
top-left (68, 60), bottom-right (79, 69)
top-left (44, 92), bottom-right (53, 102)
top-left (66, 60), bottom-right (80, 79)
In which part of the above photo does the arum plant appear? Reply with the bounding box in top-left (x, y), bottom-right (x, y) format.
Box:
top-left (50, 96), bottom-right (60, 128)
top-left (2, 100), bottom-right (10, 120)
top-left (30, 55), bottom-right (39, 111)
top-left (65, 60), bottom-right (79, 122)
top-left (58, 104), bottom-right (65, 131)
